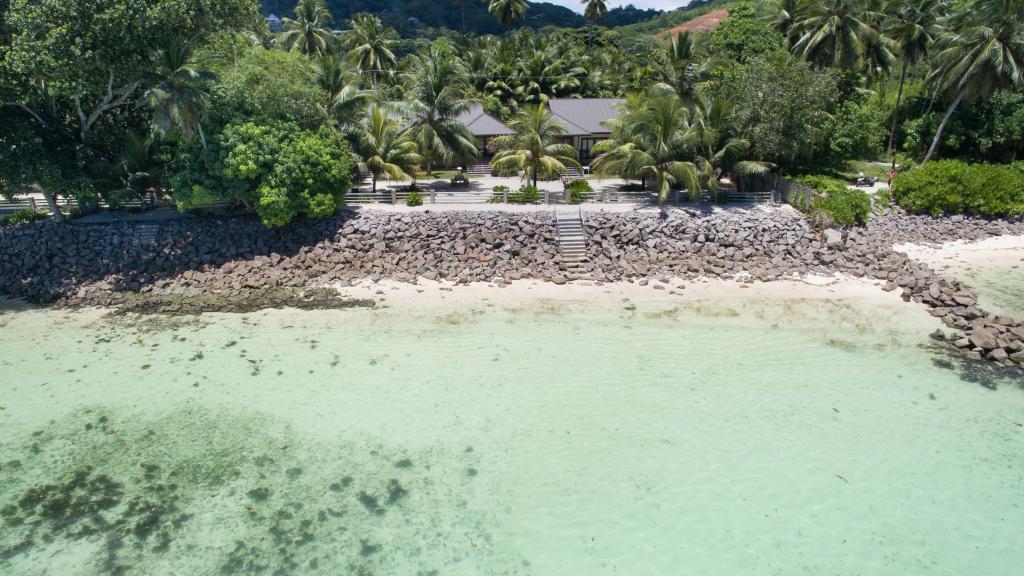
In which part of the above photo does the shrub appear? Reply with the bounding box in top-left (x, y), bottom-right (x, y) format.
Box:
top-left (406, 191), bottom-right (423, 207)
top-left (893, 160), bottom-right (1024, 218)
top-left (1, 208), bottom-right (48, 226)
top-left (814, 188), bottom-right (871, 227)
top-left (793, 175), bottom-right (871, 227)
top-left (620, 182), bottom-right (645, 192)
top-left (488, 185), bottom-right (511, 203)
top-left (508, 185), bottom-right (541, 204)
top-left (566, 179), bottom-right (593, 204)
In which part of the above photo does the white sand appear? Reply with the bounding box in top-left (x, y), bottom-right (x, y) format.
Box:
top-left (896, 234), bottom-right (1024, 271)
top-left (332, 274), bottom-right (919, 311)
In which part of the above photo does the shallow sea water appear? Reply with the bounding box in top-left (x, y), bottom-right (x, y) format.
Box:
top-left (1, 293), bottom-right (1023, 576)
top-left (943, 260), bottom-right (1024, 320)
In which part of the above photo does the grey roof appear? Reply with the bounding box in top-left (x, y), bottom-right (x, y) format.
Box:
top-left (549, 98), bottom-right (624, 136)
top-left (456, 104), bottom-right (514, 137)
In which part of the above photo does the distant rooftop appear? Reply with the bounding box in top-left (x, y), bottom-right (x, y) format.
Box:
top-left (549, 99), bottom-right (624, 136)
top-left (456, 104), bottom-right (514, 138)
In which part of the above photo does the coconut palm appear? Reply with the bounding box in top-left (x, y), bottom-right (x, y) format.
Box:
top-left (142, 37), bottom-right (217, 149)
top-left (279, 0), bottom-right (335, 57)
top-left (591, 93), bottom-right (700, 206)
top-left (922, 0), bottom-right (1023, 162)
top-left (685, 98), bottom-right (773, 200)
top-left (770, 0), bottom-right (807, 46)
top-left (883, 0), bottom-right (943, 167)
top-left (489, 0), bottom-right (528, 29)
top-left (791, 0), bottom-right (885, 69)
top-left (490, 105), bottom-right (580, 188)
top-left (582, 0), bottom-right (608, 49)
top-left (351, 105), bottom-right (423, 193)
top-left (657, 32), bottom-right (720, 105)
top-left (346, 13), bottom-right (398, 93)
top-left (402, 45), bottom-right (479, 176)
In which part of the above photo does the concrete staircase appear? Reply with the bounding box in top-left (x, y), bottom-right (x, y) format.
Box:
top-left (466, 163), bottom-right (492, 177)
top-left (555, 211), bottom-right (588, 276)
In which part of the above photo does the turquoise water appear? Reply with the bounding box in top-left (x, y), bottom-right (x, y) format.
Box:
top-left (952, 261), bottom-right (1024, 320)
top-left (1, 293), bottom-right (1023, 575)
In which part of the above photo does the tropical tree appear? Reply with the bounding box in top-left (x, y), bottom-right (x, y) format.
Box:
top-left (351, 105), bottom-right (422, 192)
top-left (685, 97), bottom-right (773, 198)
top-left (591, 92), bottom-right (699, 206)
top-left (279, 0), bottom-right (335, 57)
top-left (582, 0), bottom-right (608, 49)
top-left (346, 13), bottom-right (398, 93)
top-left (657, 32), bottom-right (720, 104)
top-left (923, 0), bottom-right (1023, 162)
top-left (402, 45), bottom-right (479, 176)
top-left (142, 38), bottom-right (217, 148)
top-left (791, 0), bottom-right (886, 69)
top-left (489, 0), bottom-right (528, 29)
top-left (770, 0), bottom-right (807, 45)
top-left (883, 0), bottom-right (943, 167)
top-left (491, 105), bottom-right (580, 188)
top-left (313, 54), bottom-right (371, 133)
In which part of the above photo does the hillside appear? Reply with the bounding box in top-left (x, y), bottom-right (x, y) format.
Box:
top-left (260, 1), bottom-right (661, 36)
top-left (617, 0), bottom-right (736, 36)
top-left (655, 9), bottom-right (730, 38)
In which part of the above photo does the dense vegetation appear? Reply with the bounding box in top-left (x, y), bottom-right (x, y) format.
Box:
top-left (893, 160), bottom-right (1024, 218)
top-left (1, 0), bottom-right (1022, 227)
top-left (259, 0), bottom-right (662, 36)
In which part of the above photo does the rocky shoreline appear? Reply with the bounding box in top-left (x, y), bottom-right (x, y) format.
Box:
top-left (1, 208), bottom-right (1022, 370)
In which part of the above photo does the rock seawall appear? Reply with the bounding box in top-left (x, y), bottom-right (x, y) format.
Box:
top-left (1, 208), bottom-right (1022, 370)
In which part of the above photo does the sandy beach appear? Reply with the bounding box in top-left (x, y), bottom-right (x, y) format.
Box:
top-left (896, 234), bottom-right (1024, 271)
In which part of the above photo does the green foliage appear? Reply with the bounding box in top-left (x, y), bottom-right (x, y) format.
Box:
top-left (722, 51), bottom-right (840, 169)
top-left (507, 185), bottom-right (541, 204)
top-left (169, 122), bottom-right (353, 226)
top-left (406, 191), bottom-right (424, 206)
top-left (566, 179), bottom-right (593, 204)
top-left (813, 187), bottom-right (871, 227)
top-left (212, 47), bottom-right (327, 128)
top-left (825, 100), bottom-right (886, 162)
top-left (704, 2), bottom-right (784, 63)
top-left (793, 175), bottom-right (870, 227)
top-left (893, 160), bottom-right (1024, 218)
top-left (899, 89), bottom-right (1024, 162)
top-left (1, 208), bottom-right (48, 226)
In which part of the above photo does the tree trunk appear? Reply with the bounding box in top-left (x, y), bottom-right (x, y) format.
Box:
top-left (372, 174), bottom-right (377, 193)
top-left (198, 123), bottom-right (208, 151)
top-left (461, 4), bottom-right (466, 34)
top-left (372, 71), bottom-right (378, 94)
top-left (923, 87), bottom-right (966, 164)
top-left (35, 184), bottom-right (65, 223)
top-left (887, 60), bottom-right (908, 172)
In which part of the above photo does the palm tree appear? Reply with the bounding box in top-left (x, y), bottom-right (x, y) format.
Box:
top-left (657, 32), bottom-right (720, 105)
top-left (346, 13), bottom-right (399, 93)
top-left (280, 0), bottom-right (335, 57)
top-left (923, 0), bottom-right (1023, 162)
top-left (455, 0), bottom-right (474, 34)
top-left (582, 0), bottom-right (608, 49)
top-left (883, 0), bottom-right (943, 168)
top-left (351, 105), bottom-right (423, 193)
top-left (791, 0), bottom-right (885, 69)
top-left (142, 38), bottom-right (217, 149)
top-left (491, 105), bottom-right (580, 188)
top-left (591, 93), bottom-right (699, 207)
top-left (402, 45), bottom-right (479, 176)
top-left (685, 98), bottom-right (773, 200)
top-left (313, 54), bottom-right (371, 134)
top-left (770, 0), bottom-right (807, 46)
top-left (489, 0), bottom-right (528, 29)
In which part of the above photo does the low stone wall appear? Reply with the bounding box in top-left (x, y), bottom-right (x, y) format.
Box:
top-left (1, 208), bottom-right (1022, 370)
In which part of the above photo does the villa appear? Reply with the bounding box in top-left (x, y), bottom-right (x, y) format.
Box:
top-left (456, 99), bottom-right (624, 165)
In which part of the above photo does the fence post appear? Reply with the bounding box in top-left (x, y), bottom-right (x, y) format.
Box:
top-left (30, 197), bottom-right (37, 211)
top-left (544, 190), bottom-right (550, 204)
top-left (502, 189), bottom-right (508, 203)
top-left (430, 189), bottom-right (436, 204)
top-left (390, 188), bottom-right (397, 204)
